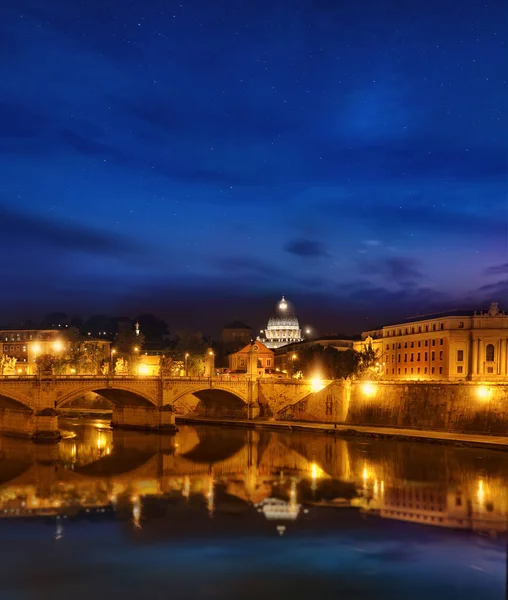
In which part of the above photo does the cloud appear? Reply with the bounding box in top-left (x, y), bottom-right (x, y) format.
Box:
top-left (284, 238), bottom-right (329, 258)
top-left (484, 263), bottom-right (508, 276)
top-left (357, 257), bottom-right (424, 284)
top-left (0, 204), bottom-right (142, 257)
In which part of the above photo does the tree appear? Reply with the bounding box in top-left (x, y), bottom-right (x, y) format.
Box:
top-left (295, 345), bottom-right (363, 380)
top-left (169, 330), bottom-right (209, 376)
top-left (134, 314), bottom-right (170, 343)
top-left (40, 312), bottom-right (68, 329)
top-left (114, 327), bottom-right (145, 374)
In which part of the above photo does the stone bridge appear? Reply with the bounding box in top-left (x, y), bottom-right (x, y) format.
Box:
top-left (0, 375), bottom-right (322, 441)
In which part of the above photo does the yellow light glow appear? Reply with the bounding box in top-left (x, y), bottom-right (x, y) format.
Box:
top-left (52, 340), bottom-right (64, 352)
top-left (311, 463), bottom-right (318, 479)
top-left (311, 376), bottom-right (325, 393)
top-left (477, 386), bottom-right (491, 400)
top-left (362, 382), bottom-right (377, 397)
top-left (138, 363), bottom-right (149, 375)
top-left (70, 368), bottom-right (76, 374)
top-left (17, 368), bottom-right (22, 374)
top-left (112, 349), bottom-right (117, 354)
top-left (363, 466), bottom-right (369, 481)
top-left (96, 431), bottom-right (105, 450)
top-left (185, 352), bottom-right (189, 358)
top-left (208, 350), bottom-right (214, 356)
top-left (32, 343), bottom-right (41, 354)
top-left (133, 346), bottom-right (139, 352)
top-left (292, 354), bottom-right (297, 360)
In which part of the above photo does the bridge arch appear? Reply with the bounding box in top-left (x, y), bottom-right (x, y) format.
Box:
top-left (172, 385), bottom-right (248, 418)
top-left (0, 393), bottom-right (34, 413)
top-left (55, 385), bottom-right (157, 409)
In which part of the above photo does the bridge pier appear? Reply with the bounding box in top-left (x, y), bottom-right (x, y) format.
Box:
top-left (33, 408), bottom-right (62, 443)
top-left (111, 405), bottom-right (177, 433)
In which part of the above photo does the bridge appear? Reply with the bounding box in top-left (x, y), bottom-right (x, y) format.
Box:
top-left (0, 374), bottom-right (329, 441)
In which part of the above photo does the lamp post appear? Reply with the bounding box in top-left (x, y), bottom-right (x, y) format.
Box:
top-left (184, 353), bottom-right (189, 377)
top-left (111, 348), bottom-right (117, 374)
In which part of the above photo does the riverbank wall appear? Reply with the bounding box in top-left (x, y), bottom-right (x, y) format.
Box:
top-left (278, 380), bottom-right (508, 436)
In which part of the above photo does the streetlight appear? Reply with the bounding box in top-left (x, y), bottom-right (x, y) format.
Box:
top-left (133, 346), bottom-right (139, 353)
top-left (184, 353), bottom-right (189, 377)
top-left (111, 348), bottom-right (117, 374)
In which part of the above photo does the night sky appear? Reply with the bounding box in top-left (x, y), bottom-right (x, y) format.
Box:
top-left (0, 0), bottom-right (506, 335)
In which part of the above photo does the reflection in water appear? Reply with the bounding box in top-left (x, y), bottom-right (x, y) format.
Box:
top-left (0, 420), bottom-right (507, 539)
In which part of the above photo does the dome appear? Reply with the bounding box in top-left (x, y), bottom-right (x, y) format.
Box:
top-left (260, 296), bottom-right (303, 348)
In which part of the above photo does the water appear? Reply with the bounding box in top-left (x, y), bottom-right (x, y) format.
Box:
top-left (0, 420), bottom-right (506, 599)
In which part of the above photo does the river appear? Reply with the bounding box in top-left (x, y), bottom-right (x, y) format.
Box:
top-left (0, 419), bottom-right (506, 599)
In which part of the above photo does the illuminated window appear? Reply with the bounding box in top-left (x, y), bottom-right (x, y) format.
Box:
top-left (486, 344), bottom-right (495, 361)
top-left (457, 350), bottom-right (463, 361)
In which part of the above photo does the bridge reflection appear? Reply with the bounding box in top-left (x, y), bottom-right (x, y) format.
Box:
top-left (0, 422), bottom-right (506, 537)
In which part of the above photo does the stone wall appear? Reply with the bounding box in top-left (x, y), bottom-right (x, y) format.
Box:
top-left (111, 405), bottom-right (159, 430)
top-left (0, 408), bottom-right (34, 437)
top-left (348, 381), bottom-right (508, 434)
top-left (277, 380), bottom-right (508, 435)
top-left (257, 380), bottom-right (313, 416)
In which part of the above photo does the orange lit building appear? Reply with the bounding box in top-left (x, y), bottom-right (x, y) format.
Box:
top-left (228, 341), bottom-right (274, 375)
top-left (354, 302), bottom-right (508, 381)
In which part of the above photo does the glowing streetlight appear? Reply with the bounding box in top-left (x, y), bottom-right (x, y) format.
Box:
top-left (133, 346), bottom-right (139, 353)
top-left (362, 382), bottom-right (377, 397)
top-left (477, 386), bottom-right (491, 400)
top-left (292, 354), bottom-right (297, 360)
top-left (311, 376), bottom-right (325, 393)
top-left (138, 363), bottom-right (149, 376)
top-left (52, 340), bottom-right (63, 352)
top-left (32, 342), bottom-right (41, 356)
top-left (184, 352), bottom-right (189, 376)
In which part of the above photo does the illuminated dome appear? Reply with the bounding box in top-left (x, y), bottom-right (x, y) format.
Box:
top-left (260, 296), bottom-right (303, 349)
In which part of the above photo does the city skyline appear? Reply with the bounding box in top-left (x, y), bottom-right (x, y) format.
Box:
top-left (0, 0), bottom-right (505, 333)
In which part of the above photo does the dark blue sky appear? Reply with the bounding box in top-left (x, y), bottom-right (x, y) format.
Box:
top-left (0, 0), bottom-right (506, 334)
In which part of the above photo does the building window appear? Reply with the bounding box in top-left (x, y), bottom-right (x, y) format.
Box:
top-left (439, 367), bottom-right (443, 374)
top-left (457, 350), bottom-right (463, 361)
top-left (418, 326), bottom-right (422, 333)
top-left (457, 366), bottom-right (463, 373)
top-left (411, 368), bottom-right (414, 374)
top-left (424, 367), bottom-right (427, 374)
top-left (425, 340), bottom-right (428, 347)
top-left (266, 359), bottom-right (271, 366)
top-left (425, 325), bottom-right (429, 332)
top-left (398, 368), bottom-right (400, 375)
top-left (431, 352), bottom-right (435, 361)
top-left (439, 351), bottom-right (443, 360)
top-left (432, 324), bottom-right (436, 331)
top-left (411, 327), bottom-right (415, 334)
top-left (486, 344), bottom-right (495, 361)
top-left (398, 343), bottom-right (401, 349)
top-left (440, 338), bottom-right (444, 345)
top-left (417, 367), bottom-right (420, 374)
top-left (404, 342), bottom-right (407, 348)
top-left (487, 366), bottom-right (494, 374)
top-left (404, 354), bottom-right (407, 362)
top-left (392, 369), bottom-right (394, 374)
top-left (417, 353), bottom-right (420, 361)
top-left (410, 341), bottom-right (414, 348)
top-left (417, 341), bottom-right (421, 347)
top-left (404, 368), bottom-right (407, 374)
top-left (425, 352), bottom-right (428, 360)
top-left (431, 367), bottom-right (435, 374)
top-left (432, 339), bottom-right (436, 346)
top-left (440, 323), bottom-right (444, 330)
top-left (458, 321), bottom-right (464, 328)
top-left (398, 354), bottom-right (401, 362)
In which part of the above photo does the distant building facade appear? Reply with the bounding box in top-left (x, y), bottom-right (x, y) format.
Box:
top-left (258, 296), bottom-right (303, 349)
top-left (221, 321), bottom-right (252, 351)
top-left (354, 302), bottom-right (508, 381)
top-left (228, 341), bottom-right (274, 376)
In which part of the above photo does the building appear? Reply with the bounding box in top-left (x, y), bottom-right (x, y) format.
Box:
top-left (274, 335), bottom-right (355, 372)
top-left (221, 321), bottom-right (252, 351)
top-left (0, 329), bottom-right (111, 374)
top-left (258, 296), bottom-right (303, 349)
top-left (228, 341), bottom-right (274, 376)
top-left (354, 302), bottom-right (508, 381)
